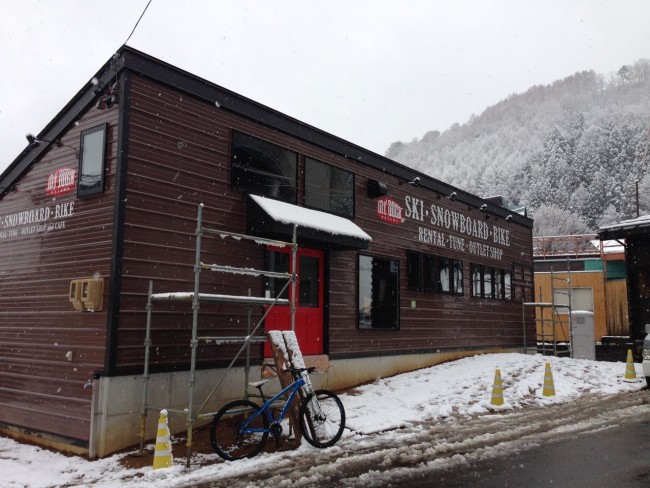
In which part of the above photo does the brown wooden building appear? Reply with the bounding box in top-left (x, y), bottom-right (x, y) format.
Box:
top-left (600, 216), bottom-right (650, 346)
top-left (0, 46), bottom-right (534, 457)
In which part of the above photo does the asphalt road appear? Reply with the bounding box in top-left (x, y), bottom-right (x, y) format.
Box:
top-left (409, 415), bottom-right (650, 487)
top-left (195, 388), bottom-right (650, 487)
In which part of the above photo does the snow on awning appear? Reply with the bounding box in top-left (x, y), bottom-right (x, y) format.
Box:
top-left (247, 194), bottom-right (371, 250)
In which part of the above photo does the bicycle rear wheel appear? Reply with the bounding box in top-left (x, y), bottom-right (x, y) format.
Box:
top-left (299, 389), bottom-right (345, 448)
top-left (210, 399), bottom-right (269, 460)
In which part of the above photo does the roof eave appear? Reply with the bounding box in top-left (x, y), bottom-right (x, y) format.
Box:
top-left (0, 48), bottom-right (125, 199)
top-left (1, 45), bottom-right (534, 229)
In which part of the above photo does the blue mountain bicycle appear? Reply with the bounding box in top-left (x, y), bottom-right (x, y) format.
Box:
top-left (210, 366), bottom-right (345, 460)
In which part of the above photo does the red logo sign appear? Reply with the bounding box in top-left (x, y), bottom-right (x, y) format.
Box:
top-left (376, 197), bottom-right (404, 225)
top-left (46, 167), bottom-right (76, 196)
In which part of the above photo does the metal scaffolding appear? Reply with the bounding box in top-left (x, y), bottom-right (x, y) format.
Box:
top-left (524, 263), bottom-right (572, 357)
top-left (138, 203), bottom-right (298, 467)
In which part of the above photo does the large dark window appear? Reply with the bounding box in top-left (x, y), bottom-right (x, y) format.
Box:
top-left (231, 131), bottom-right (297, 203)
top-left (359, 255), bottom-right (399, 330)
top-left (407, 252), bottom-right (463, 296)
top-left (77, 124), bottom-right (107, 198)
top-left (305, 157), bottom-right (354, 217)
top-left (407, 252), bottom-right (421, 291)
top-left (424, 255), bottom-right (438, 292)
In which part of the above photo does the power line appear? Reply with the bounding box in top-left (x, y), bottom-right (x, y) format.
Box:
top-left (124, 0), bottom-right (153, 45)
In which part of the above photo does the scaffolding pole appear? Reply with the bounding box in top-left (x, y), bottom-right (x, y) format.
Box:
top-left (139, 204), bottom-right (298, 468)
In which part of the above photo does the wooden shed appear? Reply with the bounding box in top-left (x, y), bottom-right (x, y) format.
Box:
top-left (0, 46), bottom-right (534, 457)
top-left (533, 235), bottom-right (628, 344)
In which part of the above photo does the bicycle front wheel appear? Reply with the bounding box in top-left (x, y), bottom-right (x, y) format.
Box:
top-left (299, 389), bottom-right (345, 448)
top-left (210, 399), bottom-right (269, 460)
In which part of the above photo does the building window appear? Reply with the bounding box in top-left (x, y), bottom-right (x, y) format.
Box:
top-left (359, 255), bottom-right (399, 330)
top-left (472, 264), bottom-right (513, 300)
top-left (299, 255), bottom-right (319, 307)
top-left (453, 260), bottom-right (464, 295)
top-left (483, 266), bottom-right (494, 298)
top-left (305, 158), bottom-right (354, 218)
top-left (77, 124), bottom-right (107, 198)
top-left (438, 257), bottom-right (451, 293)
top-left (407, 252), bottom-right (421, 291)
top-left (494, 269), bottom-right (503, 299)
top-left (423, 255), bottom-right (437, 292)
top-left (504, 270), bottom-right (513, 300)
top-left (266, 250), bottom-right (290, 300)
top-left (472, 264), bottom-right (482, 297)
top-left (407, 252), bottom-right (463, 295)
top-left (231, 131), bottom-right (297, 203)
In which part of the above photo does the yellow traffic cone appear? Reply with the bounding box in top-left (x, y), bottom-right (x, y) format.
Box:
top-left (153, 409), bottom-right (173, 469)
top-left (624, 349), bottom-right (638, 382)
top-left (490, 368), bottom-right (504, 406)
top-left (542, 362), bottom-right (555, 397)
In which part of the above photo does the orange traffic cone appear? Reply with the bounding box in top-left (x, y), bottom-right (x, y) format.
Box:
top-left (490, 369), bottom-right (504, 406)
top-left (623, 349), bottom-right (639, 382)
top-left (153, 410), bottom-right (173, 469)
top-left (542, 362), bottom-right (555, 397)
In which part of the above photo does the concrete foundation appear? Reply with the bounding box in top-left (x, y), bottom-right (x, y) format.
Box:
top-left (87, 347), bottom-right (517, 457)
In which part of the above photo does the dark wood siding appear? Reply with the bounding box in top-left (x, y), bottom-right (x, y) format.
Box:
top-left (624, 236), bottom-right (650, 340)
top-left (115, 75), bottom-right (271, 372)
top-left (328, 163), bottom-right (535, 357)
top-left (114, 74), bottom-right (535, 371)
top-left (0, 105), bottom-right (118, 443)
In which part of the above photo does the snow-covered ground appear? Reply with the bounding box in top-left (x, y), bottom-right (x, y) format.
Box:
top-left (1, 353), bottom-right (647, 488)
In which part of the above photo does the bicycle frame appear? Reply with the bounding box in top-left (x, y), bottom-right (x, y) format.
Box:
top-left (240, 376), bottom-right (307, 434)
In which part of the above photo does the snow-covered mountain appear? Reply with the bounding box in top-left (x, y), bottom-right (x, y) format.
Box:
top-left (387, 59), bottom-right (650, 234)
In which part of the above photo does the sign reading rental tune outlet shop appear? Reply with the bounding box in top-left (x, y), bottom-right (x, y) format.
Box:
top-left (376, 193), bottom-right (512, 261)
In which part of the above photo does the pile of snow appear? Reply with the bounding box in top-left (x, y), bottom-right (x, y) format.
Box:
top-left (1, 353), bottom-right (645, 487)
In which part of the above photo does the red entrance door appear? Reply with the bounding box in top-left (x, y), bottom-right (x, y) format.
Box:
top-left (264, 247), bottom-right (324, 357)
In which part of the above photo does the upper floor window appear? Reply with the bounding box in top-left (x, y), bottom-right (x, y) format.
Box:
top-left (305, 157), bottom-right (354, 218)
top-left (77, 124), bottom-right (107, 198)
top-left (231, 131), bottom-right (297, 203)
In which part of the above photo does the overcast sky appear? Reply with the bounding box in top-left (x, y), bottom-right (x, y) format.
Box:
top-left (1, 0), bottom-right (649, 175)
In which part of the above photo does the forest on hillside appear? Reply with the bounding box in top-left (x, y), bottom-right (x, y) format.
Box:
top-left (386, 59), bottom-right (650, 236)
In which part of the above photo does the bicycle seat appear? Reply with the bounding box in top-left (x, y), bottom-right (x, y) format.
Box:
top-left (249, 379), bottom-right (270, 388)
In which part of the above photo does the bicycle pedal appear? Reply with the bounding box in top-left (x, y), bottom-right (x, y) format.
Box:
top-left (269, 422), bottom-right (283, 443)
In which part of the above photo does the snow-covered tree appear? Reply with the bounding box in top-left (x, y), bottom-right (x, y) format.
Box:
top-left (532, 204), bottom-right (590, 237)
top-left (385, 58), bottom-right (650, 234)
top-left (598, 204), bottom-right (623, 227)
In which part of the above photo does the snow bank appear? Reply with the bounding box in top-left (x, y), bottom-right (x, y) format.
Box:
top-left (1, 353), bottom-right (645, 487)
